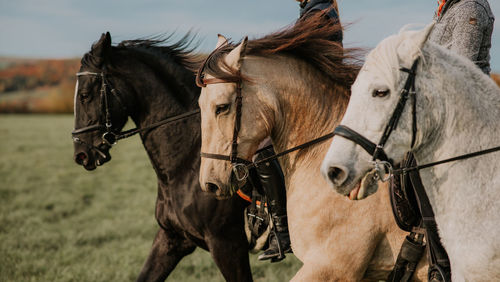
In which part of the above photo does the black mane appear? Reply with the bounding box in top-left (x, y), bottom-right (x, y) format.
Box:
top-left (81, 33), bottom-right (203, 73)
top-left (116, 33), bottom-right (203, 72)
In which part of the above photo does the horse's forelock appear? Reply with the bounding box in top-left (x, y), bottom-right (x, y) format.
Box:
top-left (365, 34), bottom-right (407, 88)
top-left (196, 43), bottom-right (243, 87)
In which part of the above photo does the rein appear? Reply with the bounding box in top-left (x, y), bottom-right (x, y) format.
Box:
top-left (198, 76), bottom-right (335, 181)
top-left (72, 71), bottom-right (200, 147)
top-left (393, 145), bottom-right (500, 175)
top-left (334, 58), bottom-right (500, 180)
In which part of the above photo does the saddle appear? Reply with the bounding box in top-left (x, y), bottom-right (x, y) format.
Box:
top-left (388, 153), bottom-right (451, 282)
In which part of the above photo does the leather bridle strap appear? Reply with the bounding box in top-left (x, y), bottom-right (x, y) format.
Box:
top-left (198, 76), bottom-right (249, 163)
top-left (200, 152), bottom-right (253, 165)
top-left (71, 124), bottom-right (106, 135)
top-left (333, 125), bottom-right (389, 162)
top-left (373, 58), bottom-right (419, 162)
top-left (231, 74), bottom-right (243, 163)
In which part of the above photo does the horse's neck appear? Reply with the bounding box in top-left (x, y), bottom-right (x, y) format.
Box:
top-left (128, 59), bottom-right (199, 128)
top-left (124, 55), bottom-right (201, 185)
top-left (266, 57), bottom-right (349, 176)
top-left (415, 48), bottom-right (500, 164)
top-left (414, 46), bottom-right (500, 202)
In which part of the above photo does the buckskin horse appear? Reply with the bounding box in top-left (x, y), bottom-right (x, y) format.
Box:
top-left (72, 32), bottom-right (257, 282)
top-left (322, 24), bottom-right (500, 281)
top-left (195, 16), bottom-right (427, 281)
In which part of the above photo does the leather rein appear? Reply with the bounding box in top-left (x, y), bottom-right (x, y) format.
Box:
top-left (72, 71), bottom-right (200, 148)
top-left (334, 58), bottom-right (500, 180)
top-left (197, 76), bottom-right (335, 181)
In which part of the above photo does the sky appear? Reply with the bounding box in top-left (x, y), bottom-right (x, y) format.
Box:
top-left (1, 0), bottom-right (499, 71)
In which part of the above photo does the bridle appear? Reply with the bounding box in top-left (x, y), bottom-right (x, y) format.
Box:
top-left (334, 59), bottom-right (419, 180)
top-left (72, 70), bottom-right (200, 150)
top-left (197, 74), bottom-right (255, 181)
top-left (334, 57), bottom-right (500, 179)
top-left (197, 73), bottom-right (335, 182)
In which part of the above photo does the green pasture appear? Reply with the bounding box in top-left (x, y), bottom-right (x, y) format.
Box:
top-left (0, 115), bottom-right (301, 282)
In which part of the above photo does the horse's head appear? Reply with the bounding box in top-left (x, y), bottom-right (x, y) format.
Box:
top-left (73, 32), bottom-right (130, 170)
top-left (321, 23), bottom-right (435, 200)
top-left (197, 36), bottom-right (275, 198)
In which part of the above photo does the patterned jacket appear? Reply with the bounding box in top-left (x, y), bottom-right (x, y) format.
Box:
top-left (299, 0), bottom-right (343, 43)
top-left (429, 0), bottom-right (495, 74)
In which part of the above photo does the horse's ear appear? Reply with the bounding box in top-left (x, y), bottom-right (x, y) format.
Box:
top-left (216, 34), bottom-right (228, 49)
top-left (90, 32), bottom-right (112, 64)
top-left (397, 23), bottom-right (434, 64)
top-left (225, 36), bottom-right (248, 70)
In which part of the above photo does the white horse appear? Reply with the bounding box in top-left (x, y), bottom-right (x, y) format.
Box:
top-left (321, 23), bottom-right (500, 281)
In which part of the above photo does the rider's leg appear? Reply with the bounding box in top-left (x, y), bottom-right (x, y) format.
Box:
top-left (255, 146), bottom-right (292, 262)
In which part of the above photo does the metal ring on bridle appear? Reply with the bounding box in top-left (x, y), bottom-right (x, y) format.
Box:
top-left (232, 163), bottom-right (250, 182)
top-left (373, 161), bottom-right (393, 182)
top-left (102, 132), bottom-right (117, 146)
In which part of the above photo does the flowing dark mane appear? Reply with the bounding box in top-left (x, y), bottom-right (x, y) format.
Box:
top-left (116, 33), bottom-right (203, 72)
top-left (196, 13), bottom-right (362, 91)
top-left (82, 33), bottom-right (203, 72)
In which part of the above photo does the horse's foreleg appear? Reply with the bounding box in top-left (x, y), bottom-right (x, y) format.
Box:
top-left (136, 228), bottom-right (196, 282)
top-left (206, 235), bottom-right (253, 282)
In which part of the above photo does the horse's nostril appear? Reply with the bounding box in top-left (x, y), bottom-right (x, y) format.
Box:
top-left (328, 166), bottom-right (347, 185)
top-left (75, 152), bottom-right (88, 165)
top-left (206, 183), bottom-right (219, 193)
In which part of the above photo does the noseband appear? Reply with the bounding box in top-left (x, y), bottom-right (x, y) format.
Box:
top-left (72, 70), bottom-right (200, 149)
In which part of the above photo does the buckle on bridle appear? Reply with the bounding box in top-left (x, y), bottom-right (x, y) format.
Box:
top-left (102, 132), bottom-right (117, 146)
top-left (232, 163), bottom-right (249, 182)
top-left (372, 161), bottom-right (393, 182)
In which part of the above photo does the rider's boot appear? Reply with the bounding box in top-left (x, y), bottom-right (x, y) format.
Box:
top-left (255, 147), bottom-right (292, 262)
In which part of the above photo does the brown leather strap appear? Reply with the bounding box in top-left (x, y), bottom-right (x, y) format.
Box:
top-left (202, 78), bottom-right (233, 86)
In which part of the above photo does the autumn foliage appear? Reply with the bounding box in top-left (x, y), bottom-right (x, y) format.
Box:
top-left (0, 58), bottom-right (80, 113)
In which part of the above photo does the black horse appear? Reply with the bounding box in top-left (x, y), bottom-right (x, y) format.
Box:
top-left (72, 32), bottom-right (254, 282)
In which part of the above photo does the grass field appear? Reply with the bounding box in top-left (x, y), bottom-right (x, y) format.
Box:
top-left (0, 115), bottom-right (302, 282)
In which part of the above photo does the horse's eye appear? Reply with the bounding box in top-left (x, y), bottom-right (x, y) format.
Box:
top-left (79, 91), bottom-right (90, 101)
top-left (372, 89), bottom-right (390, 98)
top-left (215, 104), bottom-right (230, 115)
